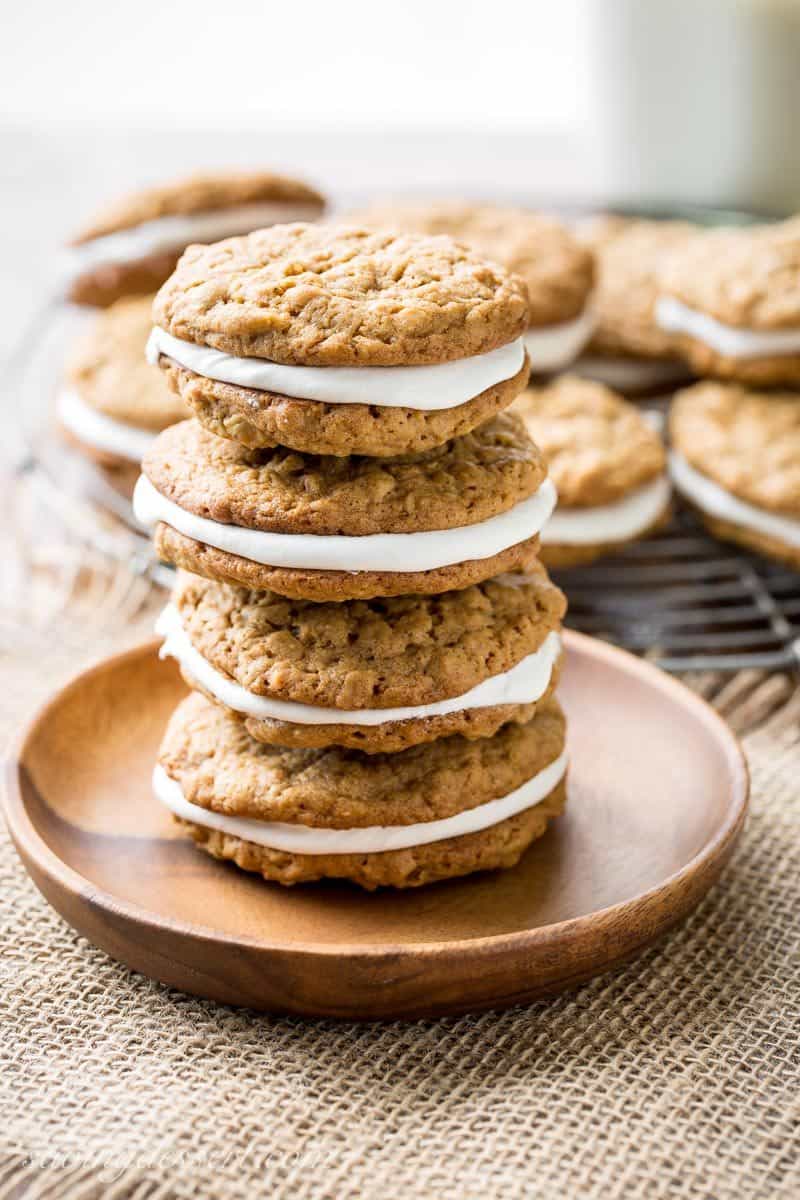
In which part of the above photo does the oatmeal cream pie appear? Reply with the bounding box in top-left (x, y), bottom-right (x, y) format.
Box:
top-left (58, 294), bottom-right (188, 467)
top-left (154, 691), bottom-right (568, 889)
top-left (348, 202), bottom-right (595, 374)
top-left (145, 223), bottom-right (531, 457)
top-left (62, 171), bottom-right (325, 308)
top-left (157, 564), bottom-right (565, 753)
top-left (133, 415), bottom-right (556, 601)
top-left (656, 217), bottom-right (800, 387)
top-left (669, 382), bottom-right (800, 569)
top-left (512, 377), bottom-right (670, 568)
top-left (574, 216), bottom-right (697, 394)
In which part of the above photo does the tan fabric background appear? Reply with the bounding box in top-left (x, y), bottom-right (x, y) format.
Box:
top-left (2, 528), bottom-right (799, 1200)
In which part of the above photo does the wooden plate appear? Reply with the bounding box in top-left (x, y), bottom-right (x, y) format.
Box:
top-left (4, 632), bottom-right (748, 1020)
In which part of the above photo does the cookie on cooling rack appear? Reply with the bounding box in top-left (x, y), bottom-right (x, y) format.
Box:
top-left (512, 377), bottom-right (671, 568)
top-left (154, 690), bottom-right (568, 890)
top-left (134, 413), bottom-right (555, 601)
top-left (669, 381), bottom-right (800, 569)
top-left (145, 222), bottom-right (531, 456)
top-left (156, 563), bottom-right (565, 754)
top-left (656, 218), bottom-right (800, 387)
top-left (58, 295), bottom-right (188, 469)
top-left (347, 202), bottom-right (595, 375)
top-left (62, 170), bottom-right (325, 307)
top-left (573, 216), bottom-right (697, 394)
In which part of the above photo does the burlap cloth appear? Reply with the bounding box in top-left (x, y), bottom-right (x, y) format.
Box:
top-left (2, 537), bottom-right (799, 1200)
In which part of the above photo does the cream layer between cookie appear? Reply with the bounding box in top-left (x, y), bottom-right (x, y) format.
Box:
top-left (656, 297), bottom-right (800, 359)
top-left (571, 354), bottom-right (691, 392)
top-left (58, 388), bottom-right (156, 462)
top-left (132, 473), bottom-right (558, 572)
top-left (523, 306), bottom-right (595, 374)
top-left (669, 452), bottom-right (800, 548)
top-left (542, 474), bottom-right (671, 546)
top-left (146, 327), bottom-right (526, 409)
top-left (153, 749), bottom-right (568, 855)
top-left (156, 603), bottom-right (562, 727)
top-left (62, 202), bottom-right (322, 280)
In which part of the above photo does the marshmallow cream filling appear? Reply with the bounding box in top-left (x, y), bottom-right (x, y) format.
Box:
top-left (133, 473), bottom-right (557, 572)
top-left (153, 750), bottom-right (568, 855)
top-left (146, 327), bottom-right (526, 410)
top-left (156, 603), bottom-right (562, 727)
top-left (523, 306), bottom-right (595, 374)
top-left (542, 474), bottom-right (671, 545)
top-left (63, 202), bottom-right (322, 275)
top-left (670, 452), bottom-right (800, 549)
top-left (656, 297), bottom-right (800, 359)
top-left (58, 388), bottom-right (156, 462)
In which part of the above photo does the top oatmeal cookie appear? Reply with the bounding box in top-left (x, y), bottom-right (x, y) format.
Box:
top-left (72, 171), bottom-right (325, 244)
top-left (669, 382), bottom-right (800, 516)
top-left (151, 224), bottom-right (529, 366)
top-left (349, 202), bottom-right (594, 327)
top-left (512, 377), bottom-right (666, 507)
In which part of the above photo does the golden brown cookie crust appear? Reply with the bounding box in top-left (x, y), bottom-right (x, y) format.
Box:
top-left (143, 415), bottom-right (546, 536)
top-left (172, 565), bottom-right (565, 709)
top-left (67, 295), bottom-right (187, 429)
top-left (670, 382), bottom-right (800, 515)
top-left (349, 202), bottom-right (594, 326)
top-left (72, 171), bottom-right (325, 244)
top-left (690, 513), bottom-right (800, 571)
top-left (158, 353), bottom-right (530, 457)
top-left (512, 378), bottom-right (666, 507)
top-left (177, 781), bottom-right (566, 890)
top-left (159, 691), bottom-right (566, 827)
top-left (580, 217), bottom-right (697, 360)
top-left (154, 522), bottom-right (542, 602)
top-left (152, 224), bottom-right (529, 366)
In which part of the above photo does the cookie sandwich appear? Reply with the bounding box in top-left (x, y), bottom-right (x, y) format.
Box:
top-left (154, 691), bottom-right (567, 890)
top-left (513, 377), bottom-right (670, 568)
top-left (134, 414), bottom-right (556, 601)
top-left (63, 171), bottom-right (325, 308)
top-left (670, 382), bottom-right (800, 569)
top-left (144, 223), bottom-right (531, 456)
top-left (656, 218), bottom-right (800, 387)
top-left (574, 216), bottom-right (696, 394)
top-left (58, 294), bottom-right (187, 469)
top-left (157, 564), bottom-right (565, 753)
top-left (349, 203), bottom-right (595, 375)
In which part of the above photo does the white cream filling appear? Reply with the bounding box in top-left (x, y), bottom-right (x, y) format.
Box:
top-left (58, 388), bottom-right (155, 462)
top-left (572, 354), bottom-right (691, 392)
top-left (524, 306), bottom-right (595, 374)
top-left (670, 451), bottom-right (800, 549)
top-left (146, 327), bottom-right (526, 410)
top-left (133, 473), bottom-right (557, 572)
top-left (542, 474), bottom-right (671, 546)
top-left (152, 750), bottom-right (568, 855)
top-left (156, 603), bottom-right (561, 727)
top-left (656, 296), bottom-right (800, 360)
top-left (62, 202), bottom-right (322, 278)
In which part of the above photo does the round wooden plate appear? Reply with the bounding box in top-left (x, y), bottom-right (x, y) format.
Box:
top-left (4, 631), bottom-right (748, 1020)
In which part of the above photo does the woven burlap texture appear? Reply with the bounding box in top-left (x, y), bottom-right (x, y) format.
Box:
top-left (2, 608), bottom-right (800, 1200)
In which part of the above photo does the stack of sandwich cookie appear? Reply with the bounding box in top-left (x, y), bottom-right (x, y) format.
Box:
top-left (59, 294), bottom-right (187, 472)
top-left (575, 216), bottom-right (697, 394)
top-left (136, 222), bottom-right (568, 889)
top-left (670, 382), bottom-right (800, 569)
top-left (512, 377), bottom-right (670, 568)
top-left (63, 171), bottom-right (325, 308)
top-left (348, 203), bottom-right (596, 375)
top-left (656, 218), bottom-right (800, 387)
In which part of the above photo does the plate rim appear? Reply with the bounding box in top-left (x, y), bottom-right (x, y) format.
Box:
top-left (3, 630), bottom-right (749, 968)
